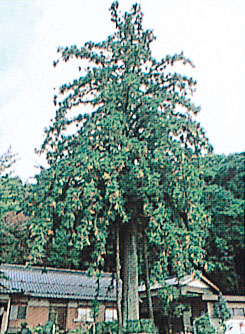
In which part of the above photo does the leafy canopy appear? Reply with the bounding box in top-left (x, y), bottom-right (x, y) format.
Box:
top-left (28, 2), bottom-right (211, 279)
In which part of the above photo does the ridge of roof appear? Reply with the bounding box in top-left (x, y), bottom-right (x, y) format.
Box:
top-left (0, 263), bottom-right (113, 277)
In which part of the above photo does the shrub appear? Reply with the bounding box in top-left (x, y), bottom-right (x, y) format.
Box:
top-left (193, 313), bottom-right (216, 334)
top-left (124, 319), bottom-right (158, 334)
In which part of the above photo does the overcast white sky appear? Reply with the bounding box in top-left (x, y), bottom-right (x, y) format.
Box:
top-left (0, 0), bottom-right (244, 181)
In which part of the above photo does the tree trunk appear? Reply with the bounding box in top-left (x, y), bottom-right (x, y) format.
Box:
top-left (143, 232), bottom-right (154, 322)
top-left (122, 220), bottom-right (139, 326)
top-left (116, 222), bottom-right (123, 334)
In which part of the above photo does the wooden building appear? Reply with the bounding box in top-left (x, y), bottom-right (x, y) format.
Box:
top-left (139, 274), bottom-right (245, 334)
top-left (0, 264), bottom-right (117, 333)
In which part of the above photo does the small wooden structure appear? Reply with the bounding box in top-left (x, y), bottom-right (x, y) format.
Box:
top-left (0, 264), bottom-right (117, 333)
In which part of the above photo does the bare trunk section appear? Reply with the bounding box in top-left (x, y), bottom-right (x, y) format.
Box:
top-left (122, 220), bottom-right (139, 327)
top-left (143, 232), bottom-right (154, 322)
top-left (116, 222), bottom-right (123, 334)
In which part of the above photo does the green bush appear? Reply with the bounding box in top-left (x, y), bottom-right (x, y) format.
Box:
top-left (18, 319), bottom-right (158, 334)
top-left (214, 294), bottom-right (231, 334)
top-left (17, 323), bottom-right (31, 334)
top-left (193, 313), bottom-right (215, 334)
top-left (18, 322), bottom-right (54, 334)
top-left (88, 319), bottom-right (158, 334)
top-left (124, 319), bottom-right (158, 334)
top-left (90, 321), bottom-right (118, 334)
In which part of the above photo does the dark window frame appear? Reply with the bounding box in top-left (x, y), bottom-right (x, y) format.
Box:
top-left (232, 307), bottom-right (245, 317)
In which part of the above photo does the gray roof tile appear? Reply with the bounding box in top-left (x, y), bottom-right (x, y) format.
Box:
top-left (0, 264), bottom-right (116, 301)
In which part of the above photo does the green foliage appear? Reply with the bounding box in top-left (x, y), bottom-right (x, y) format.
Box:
top-left (153, 285), bottom-right (185, 318)
top-left (27, 1), bottom-right (211, 280)
top-left (90, 300), bottom-right (102, 322)
top-left (89, 319), bottom-right (158, 334)
top-left (17, 322), bottom-right (55, 334)
top-left (18, 320), bottom-right (157, 334)
top-left (91, 321), bottom-right (118, 334)
top-left (26, 4), bottom-right (214, 325)
top-left (151, 285), bottom-right (186, 334)
top-left (201, 153), bottom-right (245, 294)
top-left (0, 175), bottom-right (24, 217)
top-left (214, 294), bottom-right (231, 334)
top-left (124, 319), bottom-right (158, 333)
top-left (69, 329), bottom-right (89, 334)
top-left (0, 147), bottom-right (16, 176)
top-left (0, 148), bottom-right (21, 221)
top-left (17, 323), bottom-right (31, 334)
top-left (0, 150), bottom-right (30, 264)
top-left (25, 3), bottom-right (213, 325)
top-left (193, 313), bottom-right (215, 334)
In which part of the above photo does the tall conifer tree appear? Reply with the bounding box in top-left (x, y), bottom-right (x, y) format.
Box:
top-left (28, 2), bottom-right (211, 328)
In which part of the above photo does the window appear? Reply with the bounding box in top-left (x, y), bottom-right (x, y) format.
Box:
top-left (48, 306), bottom-right (67, 329)
top-left (17, 305), bottom-right (27, 319)
top-left (232, 308), bottom-right (245, 317)
top-left (74, 307), bottom-right (93, 322)
top-left (105, 308), bottom-right (117, 322)
top-left (9, 305), bottom-right (27, 320)
top-left (49, 308), bottom-right (57, 322)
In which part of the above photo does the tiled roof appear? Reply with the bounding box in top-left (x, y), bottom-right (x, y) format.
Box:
top-left (0, 264), bottom-right (116, 301)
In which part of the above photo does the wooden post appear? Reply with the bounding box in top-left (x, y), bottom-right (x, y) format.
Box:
top-left (2, 298), bottom-right (11, 334)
